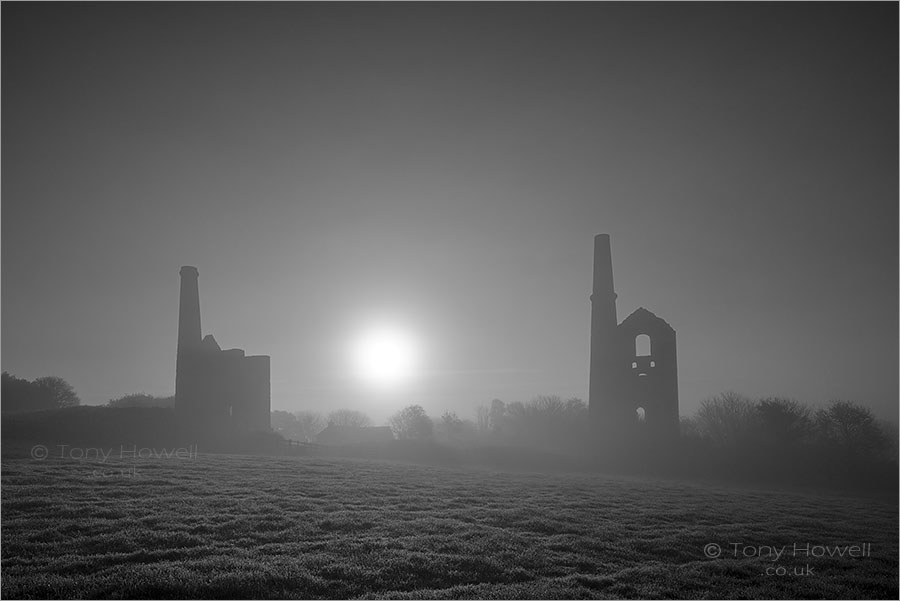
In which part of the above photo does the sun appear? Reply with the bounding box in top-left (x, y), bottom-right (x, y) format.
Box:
top-left (351, 325), bottom-right (419, 389)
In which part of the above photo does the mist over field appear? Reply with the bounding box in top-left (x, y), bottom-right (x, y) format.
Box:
top-left (2, 395), bottom-right (898, 599)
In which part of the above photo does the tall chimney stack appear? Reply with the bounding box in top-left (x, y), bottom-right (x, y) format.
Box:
top-left (588, 234), bottom-right (618, 417)
top-left (176, 266), bottom-right (201, 399)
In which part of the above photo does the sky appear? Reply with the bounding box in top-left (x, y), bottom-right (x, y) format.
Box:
top-left (2, 3), bottom-right (897, 424)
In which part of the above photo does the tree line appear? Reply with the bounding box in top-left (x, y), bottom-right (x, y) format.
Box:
top-left (271, 392), bottom-right (896, 487)
top-left (272, 406), bottom-right (443, 443)
top-left (1, 372), bottom-right (80, 413)
top-left (679, 392), bottom-right (897, 484)
top-left (2, 372), bottom-right (178, 413)
top-left (5, 368), bottom-right (895, 486)
top-left (272, 392), bottom-right (898, 460)
top-left (271, 395), bottom-right (590, 448)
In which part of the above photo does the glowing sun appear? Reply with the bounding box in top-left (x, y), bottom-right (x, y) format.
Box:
top-left (351, 325), bottom-right (419, 388)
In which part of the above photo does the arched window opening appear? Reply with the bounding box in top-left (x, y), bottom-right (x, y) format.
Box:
top-left (650, 360), bottom-right (656, 368)
top-left (636, 407), bottom-right (646, 422)
top-left (635, 334), bottom-right (651, 357)
top-left (631, 361), bottom-right (638, 369)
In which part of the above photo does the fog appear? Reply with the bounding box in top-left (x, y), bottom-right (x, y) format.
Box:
top-left (3, 3), bottom-right (897, 423)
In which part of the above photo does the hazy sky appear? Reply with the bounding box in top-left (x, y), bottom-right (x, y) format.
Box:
top-left (3, 3), bottom-right (897, 423)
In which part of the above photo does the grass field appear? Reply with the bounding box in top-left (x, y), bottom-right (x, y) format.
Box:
top-left (2, 447), bottom-right (897, 599)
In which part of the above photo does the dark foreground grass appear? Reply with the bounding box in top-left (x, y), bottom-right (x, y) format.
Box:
top-left (1, 448), bottom-right (897, 599)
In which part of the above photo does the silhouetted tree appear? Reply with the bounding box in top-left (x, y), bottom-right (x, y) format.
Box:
top-left (564, 397), bottom-right (587, 416)
top-left (815, 400), bottom-right (890, 461)
top-left (271, 410), bottom-right (299, 439)
top-left (505, 401), bottom-right (526, 423)
top-left (475, 404), bottom-right (490, 433)
top-left (437, 411), bottom-right (477, 445)
top-left (327, 408), bottom-right (372, 428)
top-left (2, 373), bottom-right (80, 413)
top-left (294, 410), bottom-right (325, 442)
top-left (694, 391), bottom-right (757, 447)
top-left (389, 405), bottom-right (434, 440)
top-left (2, 372), bottom-right (42, 413)
top-left (755, 397), bottom-right (812, 449)
top-left (530, 395), bottom-right (566, 416)
top-left (489, 399), bottom-right (505, 433)
top-left (879, 419), bottom-right (899, 461)
top-left (679, 415), bottom-right (703, 439)
top-left (440, 411), bottom-right (464, 443)
top-left (499, 395), bottom-right (590, 447)
top-left (34, 377), bottom-right (80, 409)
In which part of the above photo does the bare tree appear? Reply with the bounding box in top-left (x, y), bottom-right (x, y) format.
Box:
top-left (326, 408), bottom-right (372, 428)
top-left (815, 400), bottom-right (890, 460)
top-left (389, 405), bottom-right (434, 440)
top-left (503, 395), bottom-right (587, 444)
top-left (680, 415), bottom-right (703, 439)
top-left (505, 400), bottom-right (525, 421)
top-left (530, 395), bottom-right (566, 416)
top-left (271, 410), bottom-right (299, 439)
top-left (440, 411), bottom-right (464, 444)
top-left (694, 391), bottom-right (757, 447)
top-left (294, 410), bottom-right (325, 442)
top-left (475, 404), bottom-right (490, 433)
top-left (755, 397), bottom-right (812, 448)
top-left (564, 397), bottom-right (587, 416)
top-left (489, 399), bottom-right (506, 433)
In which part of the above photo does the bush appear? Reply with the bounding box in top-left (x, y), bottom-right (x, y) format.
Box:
top-left (693, 392), bottom-right (757, 448)
top-left (326, 409), bottom-right (372, 428)
top-left (815, 400), bottom-right (891, 461)
top-left (389, 405), bottom-right (434, 441)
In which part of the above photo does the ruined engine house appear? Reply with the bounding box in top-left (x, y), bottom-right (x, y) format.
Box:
top-left (588, 235), bottom-right (679, 439)
top-left (175, 266), bottom-right (270, 431)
